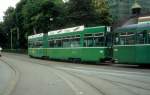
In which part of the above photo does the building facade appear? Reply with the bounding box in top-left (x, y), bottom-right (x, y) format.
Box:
top-left (105, 0), bottom-right (150, 21)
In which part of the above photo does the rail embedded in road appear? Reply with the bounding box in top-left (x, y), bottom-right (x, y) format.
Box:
top-left (0, 58), bottom-right (19, 95)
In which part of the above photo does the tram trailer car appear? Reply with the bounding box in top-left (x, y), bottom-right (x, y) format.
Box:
top-left (28, 26), bottom-right (112, 63)
top-left (113, 23), bottom-right (150, 65)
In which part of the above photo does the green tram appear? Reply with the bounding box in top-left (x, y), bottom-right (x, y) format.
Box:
top-left (113, 23), bottom-right (150, 65)
top-left (28, 26), bottom-right (112, 63)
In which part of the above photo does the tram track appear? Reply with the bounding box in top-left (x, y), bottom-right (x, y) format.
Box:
top-left (57, 67), bottom-right (150, 91)
top-left (2, 54), bottom-right (105, 95)
top-left (56, 68), bottom-right (140, 95)
top-left (4, 53), bottom-right (150, 90)
top-left (11, 56), bottom-right (106, 95)
top-left (53, 67), bottom-right (106, 95)
top-left (0, 58), bottom-right (19, 95)
top-left (66, 67), bottom-right (150, 88)
top-left (66, 66), bottom-right (150, 83)
top-left (19, 57), bottom-right (141, 95)
top-left (2, 53), bottom-right (150, 95)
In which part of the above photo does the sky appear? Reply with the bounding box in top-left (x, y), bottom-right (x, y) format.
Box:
top-left (0, 0), bottom-right (20, 21)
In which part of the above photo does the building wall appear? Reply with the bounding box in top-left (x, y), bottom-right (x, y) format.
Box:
top-left (105, 0), bottom-right (150, 21)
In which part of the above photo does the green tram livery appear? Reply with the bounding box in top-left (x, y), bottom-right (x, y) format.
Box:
top-left (28, 26), bottom-right (112, 63)
top-left (113, 23), bottom-right (150, 65)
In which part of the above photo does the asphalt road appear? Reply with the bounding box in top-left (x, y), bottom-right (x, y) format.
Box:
top-left (0, 53), bottom-right (150, 95)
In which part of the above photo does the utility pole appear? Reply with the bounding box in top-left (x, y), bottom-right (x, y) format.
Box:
top-left (17, 27), bottom-right (19, 40)
top-left (10, 29), bottom-right (13, 50)
top-left (17, 27), bottom-right (19, 49)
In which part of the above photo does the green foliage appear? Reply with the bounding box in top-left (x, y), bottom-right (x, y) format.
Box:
top-left (66, 0), bottom-right (112, 27)
top-left (0, 0), bottom-right (112, 49)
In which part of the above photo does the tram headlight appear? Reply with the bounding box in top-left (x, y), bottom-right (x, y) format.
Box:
top-left (99, 50), bottom-right (104, 54)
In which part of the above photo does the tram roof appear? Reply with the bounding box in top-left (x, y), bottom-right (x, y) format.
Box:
top-left (28, 33), bottom-right (44, 39)
top-left (116, 23), bottom-right (150, 32)
top-left (28, 26), bottom-right (108, 39)
top-left (47, 26), bottom-right (106, 36)
top-left (48, 26), bottom-right (84, 36)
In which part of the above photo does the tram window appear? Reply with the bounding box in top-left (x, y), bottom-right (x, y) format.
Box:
top-left (120, 37), bottom-right (126, 45)
top-left (126, 32), bottom-right (135, 45)
top-left (71, 37), bottom-right (80, 47)
top-left (33, 42), bottom-right (36, 48)
top-left (84, 34), bottom-right (92, 37)
top-left (62, 39), bottom-right (70, 47)
top-left (94, 33), bottom-right (104, 37)
top-left (84, 38), bottom-right (93, 47)
top-left (55, 40), bottom-right (62, 48)
top-left (28, 42), bottom-right (33, 47)
top-left (75, 35), bottom-right (80, 38)
top-left (137, 31), bottom-right (147, 44)
top-left (84, 34), bottom-right (93, 47)
top-left (35, 41), bottom-right (43, 48)
top-left (148, 32), bottom-right (150, 44)
top-left (119, 33), bottom-right (127, 45)
top-left (94, 34), bottom-right (105, 47)
top-left (114, 33), bottom-right (119, 45)
top-left (126, 36), bottom-right (135, 45)
top-left (71, 35), bottom-right (80, 47)
top-left (49, 40), bottom-right (54, 48)
top-left (120, 32), bottom-right (126, 36)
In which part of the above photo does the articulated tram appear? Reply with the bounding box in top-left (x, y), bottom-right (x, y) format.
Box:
top-left (28, 26), bottom-right (112, 63)
top-left (28, 22), bottom-right (150, 65)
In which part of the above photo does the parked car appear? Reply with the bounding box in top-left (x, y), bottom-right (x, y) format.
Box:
top-left (0, 46), bottom-right (2, 57)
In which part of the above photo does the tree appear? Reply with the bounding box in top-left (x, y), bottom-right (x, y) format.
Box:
top-left (1, 0), bottom-right (112, 49)
top-left (2, 0), bottom-right (66, 48)
top-left (92, 0), bottom-right (112, 25)
top-left (65, 0), bottom-right (112, 27)
top-left (0, 22), bottom-right (9, 48)
top-left (2, 7), bottom-right (16, 48)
